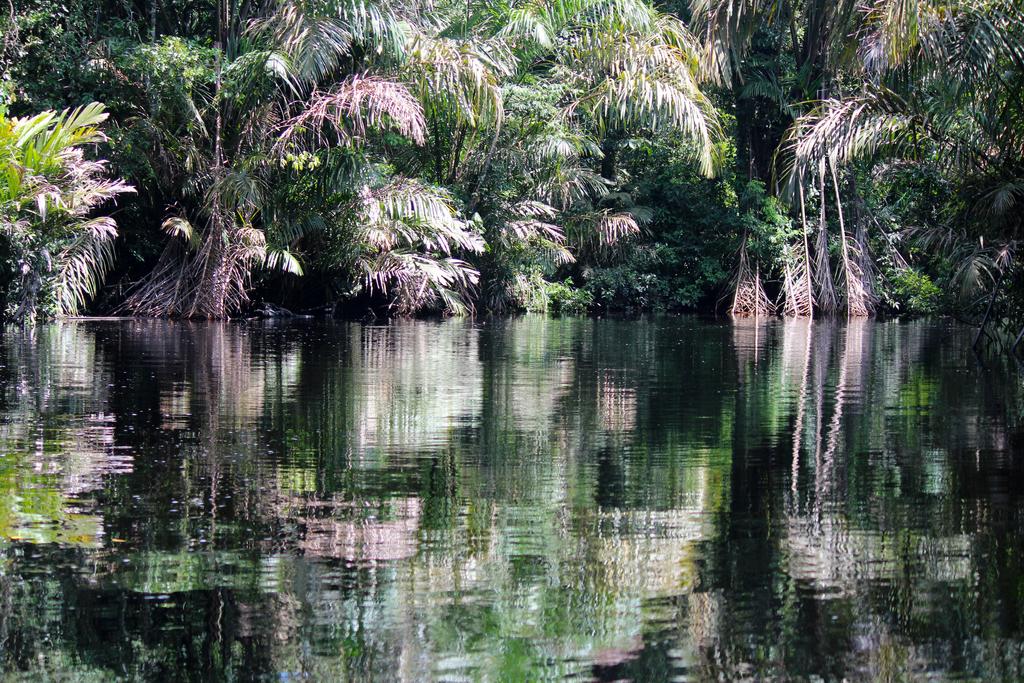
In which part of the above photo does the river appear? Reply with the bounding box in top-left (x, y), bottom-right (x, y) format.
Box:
top-left (0, 316), bottom-right (1020, 680)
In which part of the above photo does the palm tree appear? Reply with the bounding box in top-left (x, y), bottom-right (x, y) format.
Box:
top-left (779, 0), bottom-right (1024, 325)
top-left (105, 0), bottom-right (723, 318)
top-left (0, 103), bottom-right (133, 322)
top-left (693, 0), bottom-right (1024, 320)
top-left (422, 0), bottom-right (723, 310)
top-left (112, 4), bottom-right (301, 318)
top-left (268, 5), bottom-right (490, 315)
top-left (690, 0), bottom-right (873, 317)
top-left (117, 0), bottom-right (483, 318)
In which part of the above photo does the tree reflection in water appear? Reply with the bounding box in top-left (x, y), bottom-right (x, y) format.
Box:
top-left (0, 317), bottom-right (1021, 681)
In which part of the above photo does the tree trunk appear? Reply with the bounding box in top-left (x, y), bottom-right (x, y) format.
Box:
top-left (813, 168), bottom-right (838, 313)
top-left (974, 268), bottom-right (1004, 348)
top-left (600, 139), bottom-right (619, 182)
top-left (830, 163), bottom-right (871, 316)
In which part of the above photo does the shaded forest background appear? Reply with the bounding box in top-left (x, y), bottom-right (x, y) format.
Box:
top-left (1, 0), bottom-right (1022, 326)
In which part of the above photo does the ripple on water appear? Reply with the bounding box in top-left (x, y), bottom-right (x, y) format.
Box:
top-left (0, 317), bottom-right (1020, 681)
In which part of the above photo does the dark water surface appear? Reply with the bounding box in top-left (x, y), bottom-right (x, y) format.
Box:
top-left (0, 317), bottom-right (1022, 681)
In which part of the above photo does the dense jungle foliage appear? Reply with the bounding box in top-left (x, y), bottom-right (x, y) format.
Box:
top-left (0, 0), bottom-right (1022, 328)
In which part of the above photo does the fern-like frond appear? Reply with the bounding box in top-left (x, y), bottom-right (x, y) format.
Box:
top-left (53, 217), bottom-right (118, 317)
top-left (278, 75), bottom-right (427, 150)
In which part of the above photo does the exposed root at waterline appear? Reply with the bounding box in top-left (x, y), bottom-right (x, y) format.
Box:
top-left (731, 242), bottom-right (774, 318)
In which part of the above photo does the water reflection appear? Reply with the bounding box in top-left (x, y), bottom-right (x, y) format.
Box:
top-left (0, 317), bottom-right (1021, 680)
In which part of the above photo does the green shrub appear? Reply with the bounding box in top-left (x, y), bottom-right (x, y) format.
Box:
top-left (546, 279), bottom-right (593, 316)
top-left (884, 268), bottom-right (942, 316)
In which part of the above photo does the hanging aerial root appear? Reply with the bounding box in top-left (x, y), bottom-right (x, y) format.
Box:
top-left (839, 238), bottom-right (874, 317)
top-left (781, 244), bottom-right (814, 317)
top-left (120, 211), bottom-right (260, 319)
top-left (731, 242), bottom-right (774, 317)
top-left (781, 183), bottom-right (815, 317)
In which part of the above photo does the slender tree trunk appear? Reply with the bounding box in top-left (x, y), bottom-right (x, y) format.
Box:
top-left (830, 163), bottom-right (870, 316)
top-left (800, 184), bottom-right (815, 315)
top-left (429, 110), bottom-right (445, 183)
top-left (974, 268), bottom-right (1004, 348)
top-left (467, 123), bottom-right (501, 214)
top-left (783, 183), bottom-right (815, 317)
top-left (1011, 322), bottom-right (1024, 354)
top-left (448, 126), bottom-right (467, 184)
top-left (600, 139), bottom-right (619, 182)
top-left (145, 0), bottom-right (159, 114)
top-left (814, 167), bottom-right (837, 313)
top-left (205, 18), bottom-right (229, 319)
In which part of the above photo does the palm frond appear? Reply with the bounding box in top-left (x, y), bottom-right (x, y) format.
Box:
top-left (278, 75), bottom-right (427, 150)
top-left (350, 178), bottom-right (484, 314)
top-left (572, 69), bottom-right (719, 175)
top-left (53, 217), bottom-right (118, 317)
top-left (162, 216), bottom-right (199, 248)
top-left (405, 34), bottom-right (511, 129)
top-left (252, 0), bottom-right (407, 83)
top-left (265, 248), bottom-right (305, 275)
top-left (0, 103), bottom-right (132, 320)
top-left (778, 90), bottom-right (918, 199)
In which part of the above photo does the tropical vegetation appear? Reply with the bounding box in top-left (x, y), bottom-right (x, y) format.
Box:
top-left (1, 0), bottom-right (1022, 333)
